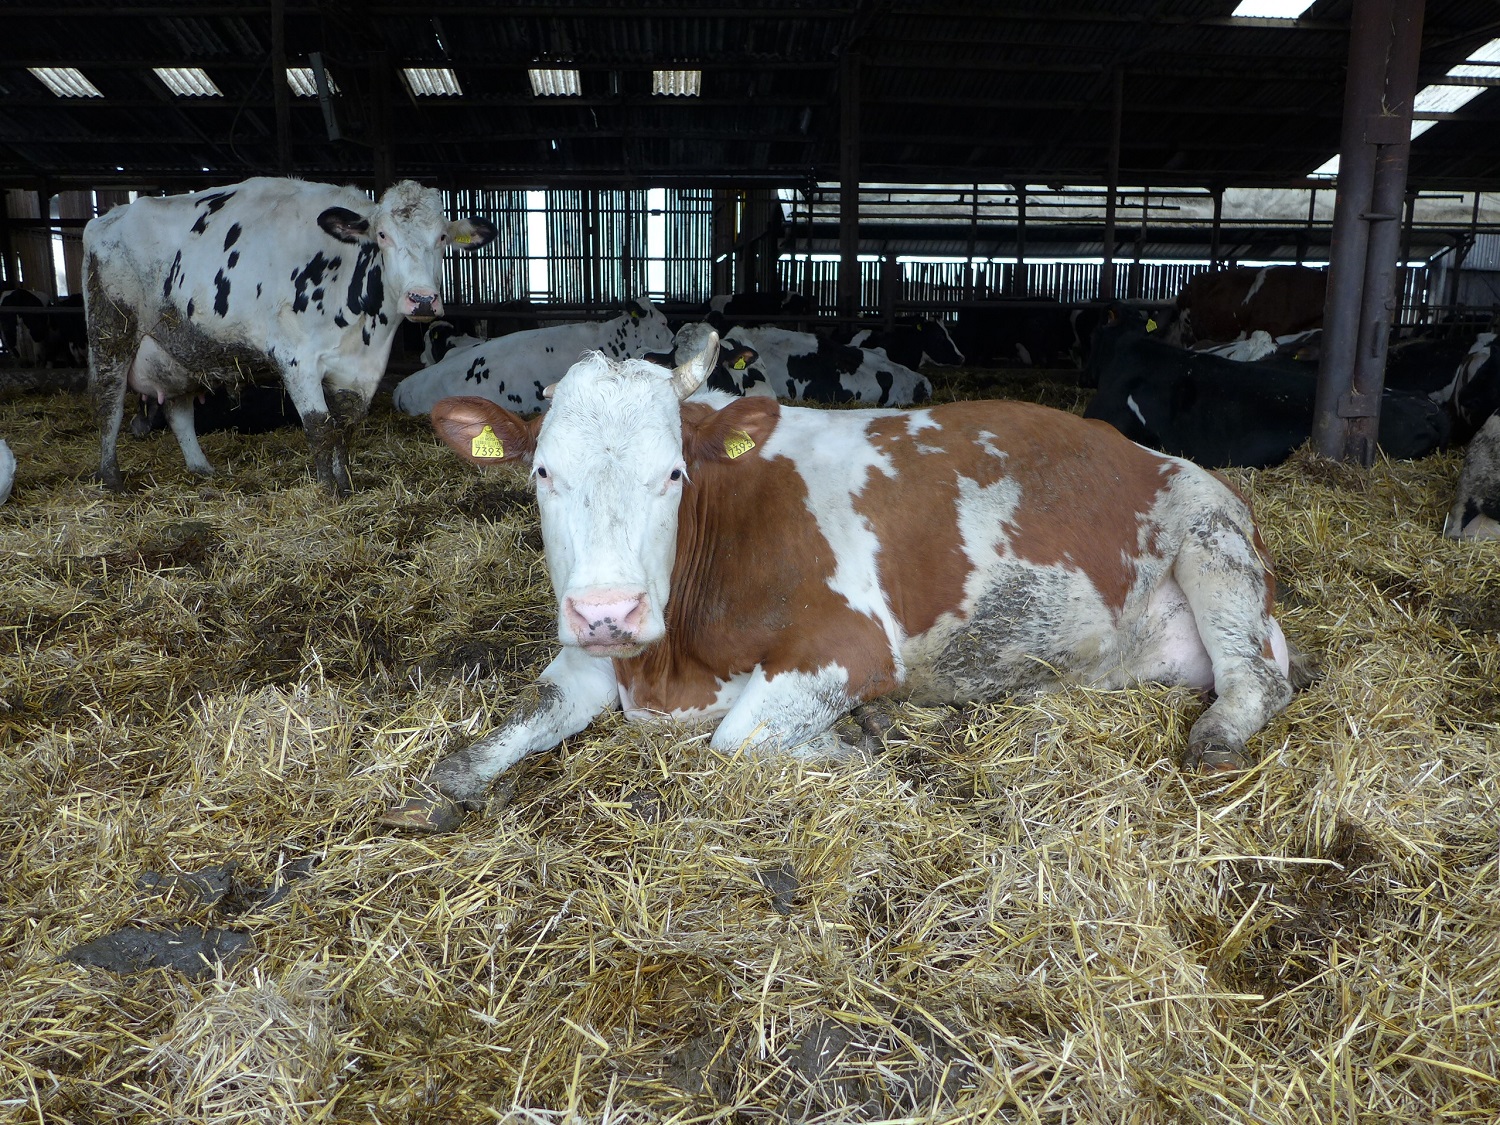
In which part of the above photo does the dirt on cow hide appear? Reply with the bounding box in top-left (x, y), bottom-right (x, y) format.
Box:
top-left (1, 373), bottom-right (1498, 1123)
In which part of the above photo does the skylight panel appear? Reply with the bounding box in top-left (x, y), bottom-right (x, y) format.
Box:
top-left (1309, 154), bottom-right (1340, 179)
top-left (29, 67), bottom-right (103, 97)
top-left (1446, 37), bottom-right (1500, 78)
top-left (1230, 1), bottom-right (1317, 18)
top-left (652, 69), bottom-right (702, 97)
top-left (153, 67), bottom-right (222, 97)
top-left (403, 67), bottom-right (463, 96)
top-left (286, 67), bottom-right (338, 97)
top-left (529, 68), bottom-right (580, 96)
top-left (1413, 84), bottom-right (1487, 115)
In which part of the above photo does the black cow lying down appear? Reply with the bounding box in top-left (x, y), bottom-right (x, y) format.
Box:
top-left (1084, 318), bottom-right (1451, 469)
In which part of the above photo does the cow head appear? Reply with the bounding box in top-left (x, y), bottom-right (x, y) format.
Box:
top-left (910, 317), bottom-right (965, 366)
top-left (430, 327), bottom-right (776, 658)
top-left (624, 297), bottom-right (675, 354)
top-left (316, 181), bottom-right (495, 321)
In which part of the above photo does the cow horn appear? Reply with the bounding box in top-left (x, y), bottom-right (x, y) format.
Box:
top-left (670, 323), bottom-right (719, 400)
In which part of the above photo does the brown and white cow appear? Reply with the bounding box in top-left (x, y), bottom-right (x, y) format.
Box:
top-left (1165, 265), bottom-right (1327, 347)
top-left (383, 328), bottom-right (1293, 831)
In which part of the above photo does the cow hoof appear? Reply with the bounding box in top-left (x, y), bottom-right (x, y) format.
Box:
top-left (95, 468), bottom-right (126, 492)
top-left (378, 795), bottom-right (468, 833)
top-left (1183, 741), bottom-right (1252, 776)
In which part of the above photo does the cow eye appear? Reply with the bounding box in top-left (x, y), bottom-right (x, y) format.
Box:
top-left (669, 468), bottom-right (682, 482)
top-left (535, 465), bottom-right (549, 479)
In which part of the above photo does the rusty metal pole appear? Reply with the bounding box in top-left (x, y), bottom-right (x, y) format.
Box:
top-left (1015, 183), bottom-right (1028, 293)
top-left (838, 51), bottom-right (861, 322)
top-left (1341, 0), bottom-right (1425, 463)
top-left (1312, 0), bottom-right (1396, 460)
top-left (271, 0), bottom-right (291, 175)
top-left (1100, 68), bottom-right (1123, 302)
top-left (1209, 186), bottom-right (1223, 271)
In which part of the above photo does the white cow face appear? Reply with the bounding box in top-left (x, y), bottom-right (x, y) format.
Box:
top-left (429, 329), bottom-right (722, 658)
top-left (316, 181), bottom-right (495, 320)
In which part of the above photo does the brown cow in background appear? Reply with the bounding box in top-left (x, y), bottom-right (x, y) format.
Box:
top-left (1164, 265), bottom-right (1327, 347)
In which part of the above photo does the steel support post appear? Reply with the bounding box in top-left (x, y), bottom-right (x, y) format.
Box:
top-left (272, 0), bottom-right (291, 175)
top-left (838, 52), bottom-right (861, 321)
top-left (1015, 183), bottom-right (1027, 293)
top-left (1100, 68), bottom-right (1123, 302)
top-left (1313, 0), bottom-right (1425, 463)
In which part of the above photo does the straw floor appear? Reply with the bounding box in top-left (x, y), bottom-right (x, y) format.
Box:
top-left (0, 369), bottom-right (1497, 1124)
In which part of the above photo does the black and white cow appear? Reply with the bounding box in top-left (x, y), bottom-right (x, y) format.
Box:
top-left (391, 300), bottom-right (673, 416)
top-left (844, 316), bottom-right (965, 369)
top-left (956, 298), bottom-right (1075, 367)
top-left (0, 437), bottom-right (14, 505)
top-left (717, 326), bottom-right (931, 406)
top-left (1445, 412), bottom-right (1500, 539)
top-left (130, 383), bottom-right (303, 440)
top-left (1084, 317), bottom-right (1451, 469)
top-left (83, 177), bottom-right (495, 495)
top-left (1428, 332), bottom-right (1500, 446)
top-left (419, 318), bottom-right (487, 366)
top-left (705, 291), bottom-right (815, 333)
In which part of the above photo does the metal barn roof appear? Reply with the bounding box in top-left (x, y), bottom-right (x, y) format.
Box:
top-left (2, 1), bottom-right (1499, 193)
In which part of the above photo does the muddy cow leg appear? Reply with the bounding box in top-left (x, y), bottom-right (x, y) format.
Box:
top-left (85, 259), bottom-right (135, 491)
top-left (322, 387), bottom-right (370, 496)
top-left (164, 394), bottom-right (213, 477)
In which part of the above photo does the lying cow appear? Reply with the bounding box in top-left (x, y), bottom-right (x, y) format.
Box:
top-left (390, 299), bottom-right (673, 416)
top-left (381, 326), bottom-right (1294, 832)
top-left (1445, 412), bottom-right (1500, 539)
top-left (717, 326), bottom-right (931, 406)
top-left (130, 383), bottom-right (302, 439)
top-left (419, 318), bottom-right (487, 366)
top-left (1163, 266), bottom-right (1326, 346)
top-left (0, 437), bottom-right (14, 505)
top-left (843, 316), bottom-right (965, 369)
top-left (1085, 317), bottom-right (1451, 468)
top-left (84, 177), bottom-right (495, 495)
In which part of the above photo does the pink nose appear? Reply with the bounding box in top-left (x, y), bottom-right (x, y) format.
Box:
top-left (565, 592), bottom-right (647, 646)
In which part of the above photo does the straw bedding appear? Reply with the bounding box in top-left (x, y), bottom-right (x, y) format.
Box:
top-left (0, 367), bottom-right (1497, 1124)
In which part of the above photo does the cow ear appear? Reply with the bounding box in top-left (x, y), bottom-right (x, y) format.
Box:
top-left (683, 395), bottom-right (779, 466)
top-left (721, 345), bottom-right (757, 372)
top-left (448, 216), bottom-right (496, 250)
top-left (318, 206), bottom-right (372, 244)
top-left (431, 396), bottom-right (536, 466)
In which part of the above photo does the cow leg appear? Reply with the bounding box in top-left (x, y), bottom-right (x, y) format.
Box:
top-left (280, 373), bottom-right (354, 496)
top-left (1173, 512), bottom-right (1293, 774)
top-left (92, 365), bottom-right (130, 491)
top-left (381, 647), bottom-right (619, 832)
top-left (709, 664), bottom-right (859, 757)
top-left (163, 394), bottom-right (213, 477)
top-left (86, 259), bottom-right (136, 491)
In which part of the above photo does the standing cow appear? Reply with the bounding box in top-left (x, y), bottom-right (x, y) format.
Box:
top-left (83, 177), bottom-right (495, 495)
top-left (390, 300), bottom-right (673, 416)
top-left (382, 327), bottom-right (1293, 832)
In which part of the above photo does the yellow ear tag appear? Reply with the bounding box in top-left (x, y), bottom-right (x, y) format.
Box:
top-left (723, 429), bottom-right (755, 459)
top-left (470, 424), bottom-right (505, 459)
top-left (453, 232), bottom-right (473, 245)
top-left (1146, 317), bottom-right (1158, 332)
top-left (732, 356), bottom-right (747, 369)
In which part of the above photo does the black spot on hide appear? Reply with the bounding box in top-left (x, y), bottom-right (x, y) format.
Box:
top-left (189, 190), bottom-right (236, 234)
top-left (213, 270), bottom-right (231, 317)
top-left (222, 222), bottom-right (242, 251)
top-left (345, 243), bottom-right (384, 317)
top-left (292, 252), bottom-right (337, 315)
top-left (162, 250), bottom-right (182, 300)
top-left (226, 250), bottom-right (239, 270)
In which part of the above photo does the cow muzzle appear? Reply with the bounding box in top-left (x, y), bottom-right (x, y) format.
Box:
top-left (563, 589), bottom-right (651, 656)
top-left (403, 291), bottom-right (442, 321)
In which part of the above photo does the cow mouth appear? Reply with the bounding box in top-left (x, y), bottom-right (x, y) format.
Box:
top-left (579, 640), bottom-right (648, 659)
top-left (404, 312), bottom-right (438, 323)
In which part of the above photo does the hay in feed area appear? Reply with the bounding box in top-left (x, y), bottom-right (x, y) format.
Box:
top-left (0, 374), bottom-right (1497, 1124)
